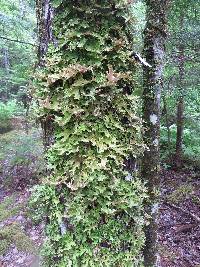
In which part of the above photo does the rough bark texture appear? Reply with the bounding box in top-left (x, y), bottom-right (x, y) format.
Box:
top-left (175, 40), bottom-right (185, 168)
top-left (36, 0), bottom-right (54, 66)
top-left (163, 94), bottom-right (171, 149)
top-left (36, 0), bottom-right (56, 150)
top-left (36, 0), bottom-right (54, 148)
top-left (142, 0), bottom-right (169, 266)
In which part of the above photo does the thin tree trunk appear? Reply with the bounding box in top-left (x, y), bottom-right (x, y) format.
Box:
top-left (142, 0), bottom-right (169, 266)
top-left (36, 0), bottom-right (54, 66)
top-left (175, 40), bottom-right (184, 168)
top-left (163, 94), bottom-right (171, 149)
top-left (19, 0), bottom-right (26, 18)
top-left (163, 74), bottom-right (176, 153)
top-left (36, 0), bottom-right (55, 148)
top-left (2, 47), bottom-right (10, 100)
top-left (2, 47), bottom-right (10, 74)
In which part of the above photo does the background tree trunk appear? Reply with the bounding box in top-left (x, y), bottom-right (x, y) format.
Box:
top-left (36, 0), bottom-right (54, 66)
top-left (36, 0), bottom-right (55, 148)
top-left (163, 93), bottom-right (171, 149)
top-left (2, 47), bottom-right (10, 73)
top-left (142, 0), bottom-right (169, 266)
top-left (175, 39), bottom-right (185, 168)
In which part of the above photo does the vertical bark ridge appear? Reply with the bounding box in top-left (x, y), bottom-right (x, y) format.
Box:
top-left (142, 1), bottom-right (169, 266)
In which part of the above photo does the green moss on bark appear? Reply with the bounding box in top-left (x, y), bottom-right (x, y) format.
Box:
top-left (33, 1), bottom-right (147, 266)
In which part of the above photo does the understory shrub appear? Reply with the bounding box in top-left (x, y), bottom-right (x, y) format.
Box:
top-left (33, 1), bottom-right (147, 266)
top-left (0, 129), bottom-right (44, 190)
top-left (0, 196), bottom-right (35, 256)
top-left (160, 125), bottom-right (200, 166)
top-left (0, 100), bottom-right (24, 133)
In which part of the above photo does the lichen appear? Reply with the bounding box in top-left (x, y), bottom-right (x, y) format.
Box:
top-left (33, 1), bottom-right (147, 266)
top-left (150, 114), bottom-right (158, 125)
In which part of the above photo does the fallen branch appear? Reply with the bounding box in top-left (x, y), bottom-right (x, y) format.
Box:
top-left (165, 202), bottom-right (200, 223)
top-left (174, 223), bottom-right (198, 233)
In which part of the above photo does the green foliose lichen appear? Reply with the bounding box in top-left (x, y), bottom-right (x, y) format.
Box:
top-left (33, 1), bottom-right (147, 266)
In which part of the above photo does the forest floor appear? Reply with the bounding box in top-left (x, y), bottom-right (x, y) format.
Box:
top-left (0, 121), bottom-right (44, 267)
top-left (159, 169), bottom-right (200, 267)
top-left (0, 124), bottom-right (199, 267)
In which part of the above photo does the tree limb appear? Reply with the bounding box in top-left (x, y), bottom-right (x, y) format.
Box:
top-left (0, 36), bottom-right (36, 46)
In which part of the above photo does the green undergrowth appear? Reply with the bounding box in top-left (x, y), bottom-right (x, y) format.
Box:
top-left (33, 0), bottom-right (147, 266)
top-left (0, 100), bottom-right (24, 134)
top-left (0, 195), bottom-right (23, 222)
top-left (165, 184), bottom-right (199, 204)
top-left (0, 128), bottom-right (43, 190)
top-left (160, 124), bottom-right (200, 167)
top-left (0, 196), bottom-right (35, 256)
top-left (0, 223), bottom-right (35, 255)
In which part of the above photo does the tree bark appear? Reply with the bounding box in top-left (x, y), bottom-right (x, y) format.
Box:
top-left (175, 40), bottom-right (185, 168)
top-left (163, 94), bottom-right (171, 149)
top-left (142, 0), bottom-right (169, 266)
top-left (2, 47), bottom-right (10, 74)
top-left (36, 0), bottom-right (55, 148)
top-left (36, 0), bottom-right (54, 66)
top-left (19, 0), bottom-right (26, 18)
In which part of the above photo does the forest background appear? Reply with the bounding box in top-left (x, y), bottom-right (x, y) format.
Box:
top-left (0, 0), bottom-right (199, 267)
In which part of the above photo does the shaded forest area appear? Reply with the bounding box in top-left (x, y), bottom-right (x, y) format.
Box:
top-left (0, 1), bottom-right (199, 267)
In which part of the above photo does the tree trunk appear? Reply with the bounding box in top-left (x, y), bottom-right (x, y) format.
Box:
top-left (163, 94), bottom-right (171, 150)
top-left (36, 0), bottom-right (55, 148)
top-left (19, 0), bottom-right (26, 18)
top-left (35, 1), bottom-right (146, 266)
top-left (175, 40), bottom-right (184, 168)
top-left (36, 0), bottom-right (54, 66)
top-left (2, 47), bottom-right (10, 74)
top-left (142, 0), bottom-right (169, 266)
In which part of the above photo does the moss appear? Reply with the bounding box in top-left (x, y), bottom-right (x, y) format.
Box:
top-left (166, 184), bottom-right (195, 204)
top-left (0, 196), bottom-right (23, 222)
top-left (34, 0), bottom-right (146, 266)
top-left (0, 223), bottom-right (36, 256)
top-left (0, 239), bottom-right (10, 255)
top-left (0, 196), bottom-right (36, 256)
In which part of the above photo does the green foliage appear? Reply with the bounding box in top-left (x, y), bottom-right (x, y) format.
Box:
top-left (160, 125), bottom-right (200, 164)
top-left (0, 129), bottom-right (44, 190)
top-left (33, 1), bottom-right (146, 266)
top-left (161, 0), bottom-right (200, 165)
top-left (0, 100), bottom-right (23, 133)
top-left (166, 184), bottom-right (195, 204)
top-left (0, 0), bottom-right (36, 101)
top-left (0, 196), bottom-right (35, 256)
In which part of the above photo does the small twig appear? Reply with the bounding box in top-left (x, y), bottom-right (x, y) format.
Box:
top-left (165, 202), bottom-right (200, 223)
